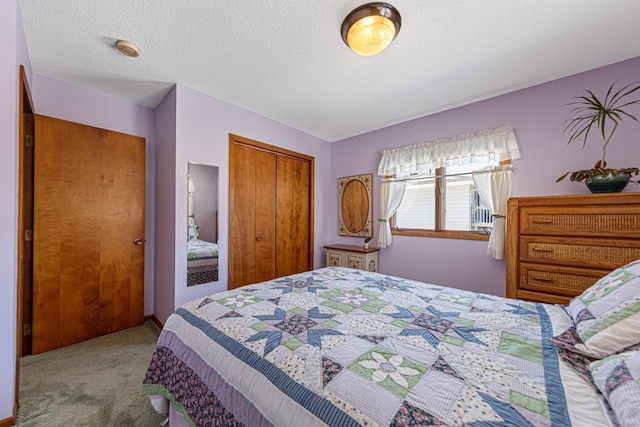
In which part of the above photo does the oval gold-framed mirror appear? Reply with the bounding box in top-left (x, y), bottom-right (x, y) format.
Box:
top-left (338, 173), bottom-right (372, 237)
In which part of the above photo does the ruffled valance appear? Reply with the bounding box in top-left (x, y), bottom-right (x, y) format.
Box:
top-left (377, 125), bottom-right (520, 177)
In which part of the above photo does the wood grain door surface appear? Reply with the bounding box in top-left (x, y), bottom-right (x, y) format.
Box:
top-left (276, 155), bottom-right (311, 278)
top-left (229, 143), bottom-right (277, 288)
top-left (229, 135), bottom-right (314, 290)
top-left (18, 111), bottom-right (35, 356)
top-left (32, 115), bottom-right (145, 354)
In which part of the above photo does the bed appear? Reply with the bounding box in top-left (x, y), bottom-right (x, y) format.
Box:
top-left (142, 262), bottom-right (640, 426)
top-left (187, 227), bottom-right (219, 286)
top-left (188, 238), bottom-right (219, 268)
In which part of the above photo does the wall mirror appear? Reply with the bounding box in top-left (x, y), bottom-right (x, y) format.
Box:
top-left (187, 163), bottom-right (219, 286)
top-left (338, 173), bottom-right (373, 237)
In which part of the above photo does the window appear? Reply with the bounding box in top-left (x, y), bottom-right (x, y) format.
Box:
top-left (394, 160), bottom-right (498, 235)
top-left (377, 125), bottom-right (519, 248)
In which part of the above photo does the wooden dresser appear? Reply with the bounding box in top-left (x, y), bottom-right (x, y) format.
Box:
top-left (323, 244), bottom-right (379, 272)
top-left (506, 193), bottom-right (640, 304)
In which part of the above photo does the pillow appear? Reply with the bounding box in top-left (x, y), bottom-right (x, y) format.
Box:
top-left (566, 259), bottom-right (640, 358)
top-left (188, 224), bottom-right (199, 241)
top-left (549, 326), bottom-right (597, 386)
top-left (590, 350), bottom-right (640, 427)
top-left (549, 325), bottom-right (640, 385)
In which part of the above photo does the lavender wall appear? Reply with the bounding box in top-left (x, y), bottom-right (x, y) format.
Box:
top-left (0, 0), bottom-right (30, 420)
top-left (32, 74), bottom-right (158, 316)
top-left (153, 86), bottom-right (177, 323)
top-left (159, 84), bottom-right (333, 317)
top-left (331, 57), bottom-right (640, 297)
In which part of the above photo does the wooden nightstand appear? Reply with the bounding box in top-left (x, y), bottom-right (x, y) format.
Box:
top-left (323, 244), bottom-right (379, 272)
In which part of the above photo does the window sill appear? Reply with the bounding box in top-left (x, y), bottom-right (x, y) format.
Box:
top-left (391, 228), bottom-right (490, 241)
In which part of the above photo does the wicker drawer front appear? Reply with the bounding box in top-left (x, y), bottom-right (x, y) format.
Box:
top-left (519, 263), bottom-right (609, 298)
top-left (520, 206), bottom-right (640, 237)
top-left (520, 236), bottom-right (640, 270)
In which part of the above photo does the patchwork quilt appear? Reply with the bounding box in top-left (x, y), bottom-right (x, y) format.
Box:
top-left (142, 267), bottom-right (592, 426)
top-left (187, 239), bottom-right (218, 267)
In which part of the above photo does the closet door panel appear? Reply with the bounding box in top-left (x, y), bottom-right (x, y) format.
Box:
top-left (276, 156), bottom-right (311, 277)
top-left (276, 156), bottom-right (296, 277)
top-left (255, 150), bottom-right (277, 283)
top-left (230, 144), bottom-right (258, 288)
top-left (292, 159), bottom-right (311, 273)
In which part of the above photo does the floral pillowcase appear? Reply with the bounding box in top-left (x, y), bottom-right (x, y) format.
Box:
top-left (565, 259), bottom-right (640, 358)
top-left (550, 326), bottom-right (640, 426)
top-left (550, 325), bottom-right (640, 385)
top-left (590, 350), bottom-right (640, 427)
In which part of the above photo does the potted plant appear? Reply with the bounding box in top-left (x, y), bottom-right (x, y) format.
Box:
top-left (360, 227), bottom-right (372, 249)
top-left (556, 81), bottom-right (640, 193)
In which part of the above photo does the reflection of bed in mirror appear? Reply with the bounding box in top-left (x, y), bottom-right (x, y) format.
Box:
top-left (187, 162), bottom-right (219, 287)
top-left (187, 239), bottom-right (218, 285)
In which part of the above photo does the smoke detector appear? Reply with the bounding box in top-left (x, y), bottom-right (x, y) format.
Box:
top-left (116, 40), bottom-right (140, 57)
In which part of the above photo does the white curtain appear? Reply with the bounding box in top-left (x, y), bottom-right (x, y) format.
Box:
top-left (378, 181), bottom-right (406, 248)
top-left (472, 165), bottom-right (513, 260)
top-left (377, 125), bottom-right (520, 177)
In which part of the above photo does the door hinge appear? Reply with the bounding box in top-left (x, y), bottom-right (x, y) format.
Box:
top-left (23, 323), bottom-right (32, 336)
top-left (25, 230), bottom-right (33, 241)
top-left (25, 135), bottom-right (34, 147)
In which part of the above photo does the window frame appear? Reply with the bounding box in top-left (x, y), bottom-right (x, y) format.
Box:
top-left (390, 160), bottom-right (510, 241)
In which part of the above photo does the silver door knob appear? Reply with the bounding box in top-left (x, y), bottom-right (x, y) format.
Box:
top-left (134, 238), bottom-right (144, 245)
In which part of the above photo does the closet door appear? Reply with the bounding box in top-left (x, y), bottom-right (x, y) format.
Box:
top-left (229, 143), bottom-right (276, 288)
top-left (276, 155), bottom-right (311, 277)
top-left (32, 115), bottom-right (145, 353)
top-left (229, 135), bottom-right (314, 290)
top-left (255, 150), bottom-right (277, 281)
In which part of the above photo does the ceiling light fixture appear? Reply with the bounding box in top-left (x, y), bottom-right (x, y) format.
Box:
top-left (341, 2), bottom-right (401, 56)
top-left (116, 40), bottom-right (141, 57)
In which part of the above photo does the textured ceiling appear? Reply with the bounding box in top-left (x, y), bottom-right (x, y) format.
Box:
top-left (18, 0), bottom-right (640, 142)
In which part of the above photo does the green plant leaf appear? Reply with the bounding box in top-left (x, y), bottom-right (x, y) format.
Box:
top-left (562, 81), bottom-right (640, 165)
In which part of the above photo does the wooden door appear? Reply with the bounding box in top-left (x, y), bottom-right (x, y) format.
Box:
top-left (229, 143), bottom-right (276, 288)
top-left (229, 135), bottom-right (314, 290)
top-left (17, 72), bottom-right (35, 358)
top-left (32, 115), bottom-right (145, 354)
top-left (255, 150), bottom-right (277, 282)
top-left (276, 155), bottom-right (312, 277)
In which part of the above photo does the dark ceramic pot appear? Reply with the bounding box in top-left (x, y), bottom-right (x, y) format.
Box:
top-left (585, 173), bottom-right (630, 193)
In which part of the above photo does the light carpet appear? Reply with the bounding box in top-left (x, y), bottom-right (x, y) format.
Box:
top-left (16, 321), bottom-right (166, 427)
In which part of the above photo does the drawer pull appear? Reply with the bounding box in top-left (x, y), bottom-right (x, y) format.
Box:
top-left (531, 275), bottom-right (554, 283)
top-left (531, 219), bottom-right (553, 224)
top-left (532, 247), bottom-right (553, 253)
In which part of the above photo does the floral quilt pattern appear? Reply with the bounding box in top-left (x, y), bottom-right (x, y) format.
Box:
top-left (143, 267), bottom-right (572, 426)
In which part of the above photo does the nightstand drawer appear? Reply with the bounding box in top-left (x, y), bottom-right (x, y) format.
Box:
top-left (520, 206), bottom-right (640, 238)
top-left (520, 236), bottom-right (640, 270)
top-left (346, 254), bottom-right (365, 270)
top-left (519, 263), bottom-right (609, 298)
top-left (324, 244), bottom-right (379, 272)
top-left (327, 251), bottom-right (345, 267)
